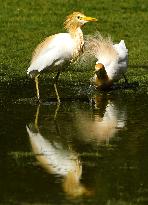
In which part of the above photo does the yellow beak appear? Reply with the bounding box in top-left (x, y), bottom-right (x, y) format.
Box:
top-left (82, 16), bottom-right (98, 22)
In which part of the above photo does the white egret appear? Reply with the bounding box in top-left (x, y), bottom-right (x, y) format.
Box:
top-left (27, 12), bottom-right (97, 102)
top-left (92, 63), bottom-right (113, 89)
top-left (87, 34), bottom-right (128, 88)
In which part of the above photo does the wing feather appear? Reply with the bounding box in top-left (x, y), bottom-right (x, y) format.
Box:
top-left (27, 33), bottom-right (74, 74)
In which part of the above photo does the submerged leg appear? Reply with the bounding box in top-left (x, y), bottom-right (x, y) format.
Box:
top-left (123, 73), bottom-right (128, 83)
top-left (53, 71), bottom-right (61, 103)
top-left (35, 74), bottom-right (40, 101)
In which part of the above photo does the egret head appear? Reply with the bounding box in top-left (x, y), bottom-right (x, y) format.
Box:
top-left (64, 12), bottom-right (97, 31)
top-left (95, 63), bottom-right (107, 80)
top-left (94, 63), bottom-right (113, 88)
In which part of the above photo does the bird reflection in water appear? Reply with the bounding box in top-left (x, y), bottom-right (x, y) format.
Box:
top-left (26, 104), bottom-right (92, 198)
top-left (75, 95), bottom-right (126, 144)
top-left (26, 95), bottom-right (126, 198)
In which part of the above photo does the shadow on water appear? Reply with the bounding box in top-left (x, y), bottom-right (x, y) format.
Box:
top-left (0, 94), bottom-right (148, 204)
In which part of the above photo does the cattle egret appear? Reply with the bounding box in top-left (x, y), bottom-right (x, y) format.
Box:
top-left (92, 63), bottom-right (113, 89)
top-left (87, 34), bottom-right (128, 88)
top-left (27, 12), bottom-right (97, 102)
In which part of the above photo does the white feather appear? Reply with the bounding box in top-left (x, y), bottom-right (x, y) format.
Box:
top-left (109, 41), bottom-right (128, 80)
top-left (86, 35), bottom-right (128, 81)
top-left (97, 40), bottom-right (128, 80)
top-left (27, 33), bottom-right (75, 74)
top-left (113, 40), bottom-right (128, 61)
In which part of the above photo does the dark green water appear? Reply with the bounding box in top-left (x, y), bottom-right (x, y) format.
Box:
top-left (0, 94), bottom-right (148, 205)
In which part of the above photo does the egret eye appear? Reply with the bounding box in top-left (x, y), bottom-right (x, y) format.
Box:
top-left (77, 16), bottom-right (81, 19)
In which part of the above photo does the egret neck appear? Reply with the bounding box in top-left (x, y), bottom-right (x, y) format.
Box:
top-left (69, 27), bottom-right (84, 60)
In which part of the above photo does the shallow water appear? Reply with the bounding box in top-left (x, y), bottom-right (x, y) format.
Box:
top-left (0, 94), bottom-right (148, 205)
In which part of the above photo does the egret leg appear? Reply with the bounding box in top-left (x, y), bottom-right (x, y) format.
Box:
top-left (35, 104), bottom-right (40, 131)
top-left (54, 84), bottom-right (60, 104)
top-left (53, 71), bottom-right (61, 103)
top-left (35, 74), bottom-right (40, 101)
top-left (54, 100), bottom-right (60, 120)
top-left (123, 73), bottom-right (128, 84)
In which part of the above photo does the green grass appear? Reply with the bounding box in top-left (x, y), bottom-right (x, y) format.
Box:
top-left (0, 0), bottom-right (148, 97)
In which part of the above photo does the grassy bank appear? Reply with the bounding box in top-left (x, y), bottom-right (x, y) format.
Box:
top-left (0, 0), bottom-right (148, 98)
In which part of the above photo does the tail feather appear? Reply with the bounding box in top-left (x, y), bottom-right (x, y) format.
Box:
top-left (113, 40), bottom-right (128, 61)
top-left (119, 40), bottom-right (126, 48)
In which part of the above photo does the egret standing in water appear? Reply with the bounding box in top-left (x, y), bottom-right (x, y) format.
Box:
top-left (27, 12), bottom-right (97, 102)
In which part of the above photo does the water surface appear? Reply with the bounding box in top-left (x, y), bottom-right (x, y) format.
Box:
top-left (0, 94), bottom-right (148, 205)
